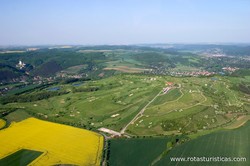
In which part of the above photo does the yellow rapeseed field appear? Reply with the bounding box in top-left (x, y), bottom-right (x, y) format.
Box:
top-left (0, 119), bottom-right (6, 129)
top-left (0, 118), bottom-right (104, 166)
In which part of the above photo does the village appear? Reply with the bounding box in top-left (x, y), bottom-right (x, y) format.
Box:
top-left (169, 71), bottom-right (216, 77)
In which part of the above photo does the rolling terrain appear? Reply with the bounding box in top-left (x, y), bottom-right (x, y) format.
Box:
top-left (0, 45), bottom-right (249, 166)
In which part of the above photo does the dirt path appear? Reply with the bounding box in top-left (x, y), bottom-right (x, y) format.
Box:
top-left (224, 115), bottom-right (250, 129)
top-left (149, 86), bottom-right (184, 110)
top-left (120, 89), bottom-right (163, 134)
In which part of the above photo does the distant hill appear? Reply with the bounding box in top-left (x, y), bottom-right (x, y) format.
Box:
top-left (231, 69), bottom-right (250, 77)
top-left (32, 61), bottom-right (62, 77)
top-left (0, 64), bottom-right (25, 81)
top-left (172, 44), bottom-right (250, 56)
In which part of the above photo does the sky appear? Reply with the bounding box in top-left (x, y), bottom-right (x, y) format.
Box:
top-left (0, 0), bottom-right (250, 45)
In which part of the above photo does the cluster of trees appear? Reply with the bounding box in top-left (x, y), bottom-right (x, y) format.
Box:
top-left (72, 86), bottom-right (99, 93)
top-left (231, 82), bottom-right (250, 94)
top-left (238, 83), bottom-right (250, 94)
top-left (231, 69), bottom-right (250, 77)
top-left (0, 64), bottom-right (26, 81)
top-left (106, 140), bottom-right (111, 166)
top-left (60, 78), bottom-right (90, 84)
top-left (0, 48), bottom-right (110, 81)
top-left (0, 91), bottom-right (68, 104)
top-left (133, 52), bottom-right (175, 67)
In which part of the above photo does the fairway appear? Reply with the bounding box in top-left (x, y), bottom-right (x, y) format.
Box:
top-left (156, 121), bottom-right (250, 166)
top-left (0, 118), bottom-right (104, 166)
top-left (151, 88), bottom-right (182, 106)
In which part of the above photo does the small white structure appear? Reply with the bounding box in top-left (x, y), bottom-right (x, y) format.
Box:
top-left (16, 60), bottom-right (26, 69)
top-left (111, 114), bottom-right (120, 118)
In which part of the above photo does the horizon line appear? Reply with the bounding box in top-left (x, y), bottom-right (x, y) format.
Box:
top-left (1, 42), bottom-right (250, 47)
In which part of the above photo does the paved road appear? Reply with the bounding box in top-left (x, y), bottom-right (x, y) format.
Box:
top-left (120, 89), bottom-right (162, 134)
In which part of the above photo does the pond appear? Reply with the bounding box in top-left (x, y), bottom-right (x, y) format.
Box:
top-left (47, 87), bottom-right (60, 91)
top-left (72, 83), bottom-right (83, 87)
top-left (211, 77), bottom-right (218, 81)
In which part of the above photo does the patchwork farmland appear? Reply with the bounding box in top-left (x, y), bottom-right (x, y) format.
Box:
top-left (0, 118), bottom-right (104, 166)
top-left (0, 73), bottom-right (249, 166)
top-left (107, 123), bottom-right (250, 166)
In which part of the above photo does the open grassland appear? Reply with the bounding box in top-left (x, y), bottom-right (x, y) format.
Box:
top-left (104, 59), bottom-right (149, 73)
top-left (156, 121), bottom-right (250, 166)
top-left (0, 118), bottom-right (103, 166)
top-left (59, 64), bottom-right (87, 74)
top-left (4, 110), bottom-right (31, 123)
top-left (104, 56), bottom-right (147, 73)
top-left (0, 119), bottom-right (6, 129)
top-left (105, 60), bottom-right (142, 68)
top-left (151, 88), bottom-right (182, 105)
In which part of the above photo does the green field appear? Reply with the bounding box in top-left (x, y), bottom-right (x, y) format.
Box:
top-left (1, 74), bottom-right (249, 136)
top-left (0, 149), bottom-right (42, 166)
top-left (151, 88), bottom-right (182, 105)
top-left (4, 110), bottom-right (31, 123)
top-left (127, 75), bottom-right (249, 135)
top-left (156, 121), bottom-right (250, 166)
top-left (108, 122), bottom-right (249, 166)
top-left (1, 75), bottom-right (164, 132)
top-left (108, 138), bottom-right (172, 166)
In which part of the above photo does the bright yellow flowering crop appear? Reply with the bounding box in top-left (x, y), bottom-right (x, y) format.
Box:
top-left (0, 119), bottom-right (6, 129)
top-left (0, 118), bottom-right (103, 166)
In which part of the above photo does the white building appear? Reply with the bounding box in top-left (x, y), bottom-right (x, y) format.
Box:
top-left (16, 60), bottom-right (26, 69)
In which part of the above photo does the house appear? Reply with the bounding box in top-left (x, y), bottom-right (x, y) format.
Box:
top-left (166, 82), bottom-right (174, 86)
